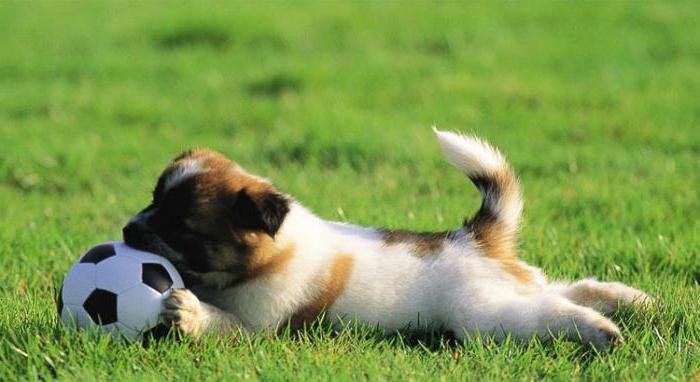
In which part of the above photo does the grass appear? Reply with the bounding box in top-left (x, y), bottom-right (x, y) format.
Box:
top-left (1, 1), bottom-right (699, 380)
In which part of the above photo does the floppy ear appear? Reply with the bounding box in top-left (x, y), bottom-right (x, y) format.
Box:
top-left (230, 189), bottom-right (289, 236)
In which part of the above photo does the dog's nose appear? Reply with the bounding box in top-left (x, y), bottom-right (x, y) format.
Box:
top-left (122, 222), bottom-right (149, 249)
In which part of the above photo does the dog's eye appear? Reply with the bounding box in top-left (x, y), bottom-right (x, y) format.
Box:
top-left (181, 225), bottom-right (216, 242)
top-left (180, 231), bottom-right (198, 242)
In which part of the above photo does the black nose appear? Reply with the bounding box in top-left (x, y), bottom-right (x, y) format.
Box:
top-left (122, 222), bottom-right (149, 250)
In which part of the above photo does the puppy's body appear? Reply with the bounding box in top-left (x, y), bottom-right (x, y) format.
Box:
top-left (192, 206), bottom-right (530, 333)
top-left (124, 130), bottom-right (649, 350)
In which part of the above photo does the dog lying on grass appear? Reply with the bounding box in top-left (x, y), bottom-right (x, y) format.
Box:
top-left (123, 129), bottom-right (650, 351)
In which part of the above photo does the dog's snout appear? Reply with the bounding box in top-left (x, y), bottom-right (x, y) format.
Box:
top-left (123, 221), bottom-right (149, 250)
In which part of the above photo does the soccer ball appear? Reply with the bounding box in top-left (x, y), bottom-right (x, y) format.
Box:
top-left (57, 242), bottom-right (184, 341)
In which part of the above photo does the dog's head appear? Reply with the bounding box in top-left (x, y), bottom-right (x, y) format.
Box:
top-left (123, 149), bottom-right (290, 287)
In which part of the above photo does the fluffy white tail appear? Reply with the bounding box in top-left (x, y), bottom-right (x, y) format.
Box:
top-left (433, 128), bottom-right (522, 258)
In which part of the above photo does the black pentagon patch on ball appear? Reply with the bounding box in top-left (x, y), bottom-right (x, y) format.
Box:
top-left (141, 323), bottom-right (172, 346)
top-left (56, 286), bottom-right (64, 316)
top-left (142, 263), bottom-right (173, 293)
top-left (80, 244), bottom-right (116, 264)
top-left (83, 289), bottom-right (118, 325)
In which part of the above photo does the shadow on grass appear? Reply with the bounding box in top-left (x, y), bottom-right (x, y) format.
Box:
top-left (246, 73), bottom-right (303, 98)
top-left (154, 25), bottom-right (231, 50)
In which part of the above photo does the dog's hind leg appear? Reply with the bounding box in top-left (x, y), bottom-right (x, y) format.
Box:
top-left (550, 279), bottom-right (651, 315)
top-left (450, 293), bottom-right (623, 351)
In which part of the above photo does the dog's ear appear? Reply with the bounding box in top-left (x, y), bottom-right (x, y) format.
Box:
top-left (229, 188), bottom-right (289, 236)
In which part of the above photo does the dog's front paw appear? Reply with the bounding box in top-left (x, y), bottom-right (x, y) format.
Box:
top-left (162, 288), bottom-right (208, 338)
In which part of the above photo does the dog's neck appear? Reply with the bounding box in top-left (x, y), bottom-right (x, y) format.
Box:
top-left (274, 201), bottom-right (332, 245)
top-left (275, 200), bottom-right (379, 250)
top-left (275, 201), bottom-right (383, 263)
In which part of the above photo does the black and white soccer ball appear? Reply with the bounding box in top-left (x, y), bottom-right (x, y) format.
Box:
top-left (57, 242), bottom-right (184, 340)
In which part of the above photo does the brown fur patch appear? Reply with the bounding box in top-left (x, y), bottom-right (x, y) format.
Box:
top-left (499, 259), bottom-right (534, 284)
top-left (380, 229), bottom-right (451, 256)
top-left (185, 235), bottom-right (295, 289)
top-left (171, 149), bottom-right (275, 199)
top-left (243, 233), bottom-right (296, 280)
top-left (470, 222), bottom-right (532, 283)
top-left (467, 168), bottom-right (532, 283)
top-left (289, 254), bottom-right (354, 328)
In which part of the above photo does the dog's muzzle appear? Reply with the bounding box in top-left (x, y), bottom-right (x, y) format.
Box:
top-left (122, 221), bottom-right (152, 251)
top-left (122, 219), bottom-right (187, 267)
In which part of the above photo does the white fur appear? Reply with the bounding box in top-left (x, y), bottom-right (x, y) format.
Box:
top-left (164, 159), bottom-right (203, 191)
top-left (433, 128), bottom-right (523, 233)
top-left (166, 131), bottom-right (650, 350)
top-left (433, 128), bottom-right (506, 175)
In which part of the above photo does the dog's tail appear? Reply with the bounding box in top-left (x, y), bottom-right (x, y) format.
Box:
top-left (433, 128), bottom-right (522, 259)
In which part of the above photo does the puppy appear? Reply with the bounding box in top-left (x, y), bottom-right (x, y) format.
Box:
top-left (123, 129), bottom-right (650, 350)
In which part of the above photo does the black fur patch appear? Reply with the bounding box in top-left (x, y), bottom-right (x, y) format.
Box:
top-left (136, 178), bottom-right (212, 273)
top-left (463, 175), bottom-right (500, 232)
top-left (229, 189), bottom-right (289, 236)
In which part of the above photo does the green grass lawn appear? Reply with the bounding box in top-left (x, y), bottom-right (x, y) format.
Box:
top-left (1, 1), bottom-right (699, 380)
